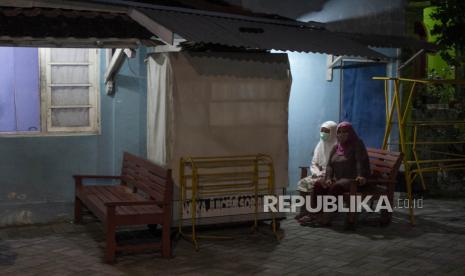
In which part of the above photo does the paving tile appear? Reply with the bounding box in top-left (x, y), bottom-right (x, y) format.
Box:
top-left (0, 198), bottom-right (464, 275)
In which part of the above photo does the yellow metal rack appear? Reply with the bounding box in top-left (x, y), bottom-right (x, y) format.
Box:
top-left (178, 154), bottom-right (278, 250)
top-left (374, 77), bottom-right (465, 225)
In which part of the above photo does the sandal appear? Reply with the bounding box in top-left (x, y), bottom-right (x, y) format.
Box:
top-left (301, 213), bottom-right (332, 227)
top-left (294, 213), bottom-right (305, 220)
top-left (303, 220), bottom-right (333, 227)
top-left (298, 214), bottom-right (316, 225)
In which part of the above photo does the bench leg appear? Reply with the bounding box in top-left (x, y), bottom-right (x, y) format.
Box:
top-left (380, 209), bottom-right (392, 226)
top-left (345, 183), bottom-right (358, 229)
top-left (161, 221), bottom-right (171, 258)
top-left (105, 207), bottom-right (117, 263)
top-left (346, 211), bottom-right (357, 225)
top-left (74, 197), bottom-right (82, 224)
top-left (105, 222), bottom-right (117, 263)
top-left (380, 194), bottom-right (394, 226)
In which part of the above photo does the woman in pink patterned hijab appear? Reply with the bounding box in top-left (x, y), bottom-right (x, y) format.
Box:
top-left (326, 121), bottom-right (370, 187)
top-left (335, 121), bottom-right (359, 156)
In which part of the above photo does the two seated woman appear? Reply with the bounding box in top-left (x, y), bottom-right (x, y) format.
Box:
top-left (297, 121), bottom-right (370, 226)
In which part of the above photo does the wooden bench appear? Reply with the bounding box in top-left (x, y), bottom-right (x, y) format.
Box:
top-left (299, 147), bottom-right (403, 226)
top-left (74, 152), bottom-right (173, 263)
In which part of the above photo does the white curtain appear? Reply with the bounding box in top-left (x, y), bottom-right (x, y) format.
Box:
top-left (147, 53), bottom-right (172, 166)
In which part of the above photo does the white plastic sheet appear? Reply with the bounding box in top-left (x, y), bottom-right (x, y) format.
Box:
top-left (147, 51), bottom-right (291, 224)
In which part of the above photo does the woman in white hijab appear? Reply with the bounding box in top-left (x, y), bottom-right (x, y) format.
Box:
top-left (295, 121), bottom-right (338, 222)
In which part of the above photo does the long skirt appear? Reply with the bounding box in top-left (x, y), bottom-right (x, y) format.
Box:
top-left (296, 174), bottom-right (325, 193)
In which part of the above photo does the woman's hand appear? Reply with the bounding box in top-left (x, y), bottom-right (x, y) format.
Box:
top-left (355, 176), bottom-right (366, 186)
top-left (324, 179), bottom-right (333, 188)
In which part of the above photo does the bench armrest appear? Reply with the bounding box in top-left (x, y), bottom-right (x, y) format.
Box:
top-left (74, 175), bottom-right (123, 189)
top-left (366, 178), bottom-right (395, 185)
top-left (349, 178), bottom-right (395, 195)
top-left (299, 166), bottom-right (310, 178)
top-left (104, 200), bottom-right (169, 207)
top-left (73, 175), bottom-right (123, 180)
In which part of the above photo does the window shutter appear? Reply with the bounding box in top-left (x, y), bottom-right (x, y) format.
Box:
top-left (42, 48), bottom-right (99, 133)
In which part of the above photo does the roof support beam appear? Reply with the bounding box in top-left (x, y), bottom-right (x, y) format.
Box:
top-left (327, 55), bottom-right (386, 70)
top-left (326, 55), bottom-right (389, 81)
top-left (0, 38), bottom-right (141, 48)
top-left (398, 49), bottom-right (425, 72)
top-left (104, 48), bottom-right (136, 95)
top-left (128, 8), bottom-right (174, 45)
top-left (328, 56), bottom-right (344, 69)
top-left (0, 0), bottom-right (127, 13)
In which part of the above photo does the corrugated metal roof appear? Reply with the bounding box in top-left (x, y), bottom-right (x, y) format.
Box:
top-left (338, 32), bottom-right (437, 52)
top-left (0, 1), bottom-right (432, 55)
top-left (0, 7), bottom-right (155, 47)
top-left (138, 8), bottom-right (387, 59)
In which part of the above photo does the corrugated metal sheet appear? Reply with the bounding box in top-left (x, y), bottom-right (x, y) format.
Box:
top-left (339, 32), bottom-right (437, 52)
top-left (139, 8), bottom-right (388, 59)
top-left (0, 7), bottom-right (155, 47)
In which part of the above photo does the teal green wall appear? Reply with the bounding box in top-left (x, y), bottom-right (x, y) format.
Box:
top-left (0, 47), bottom-right (148, 226)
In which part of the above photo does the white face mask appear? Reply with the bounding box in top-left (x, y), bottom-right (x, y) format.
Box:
top-left (320, 132), bottom-right (330, 141)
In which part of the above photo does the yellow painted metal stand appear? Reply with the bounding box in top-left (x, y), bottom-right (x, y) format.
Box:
top-left (178, 154), bottom-right (278, 250)
top-left (374, 77), bottom-right (465, 225)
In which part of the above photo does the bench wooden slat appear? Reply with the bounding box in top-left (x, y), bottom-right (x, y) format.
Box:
top-left (370, 166), bottom-right (394, 174)
top-left (124, 175), bottom-right (165, 201)
top-left (122, 152), bottom-right (170, 181)
top-left (369, 158), bottom-right (397, 168)
top-left (123, 152), bottom-right (171, 179)
top-left (102, 186), bottom-right (140, 216)
top-left (84, 185), bottom-right (163, 216)
top-left (367, 147), bottom-right (401, 156)
top-left (83, 194), bottom-right (106, 221)
top-left (368, 151), bottom-right (400, 162)
top-left (137, 174), bottom-right (167, 199)
top-left (123, 163), bottom-right (167, 202)
top-left (106, 186), bottom-right (159, 215)
top-left (86, 186), bottom-right (120, 215)
top-left (87, 186), bottom-right (134, 216)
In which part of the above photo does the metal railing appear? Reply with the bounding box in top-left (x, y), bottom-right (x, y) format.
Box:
top-left (374, 77), bottom-right (465, 225)
top-left (178, 154), bottom-right (278, 250)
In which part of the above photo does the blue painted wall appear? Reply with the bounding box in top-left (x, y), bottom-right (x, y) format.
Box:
top-left (287, 52), bottom-right (341, 191)
top-left (0, 47), bottom-right (148, 226)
